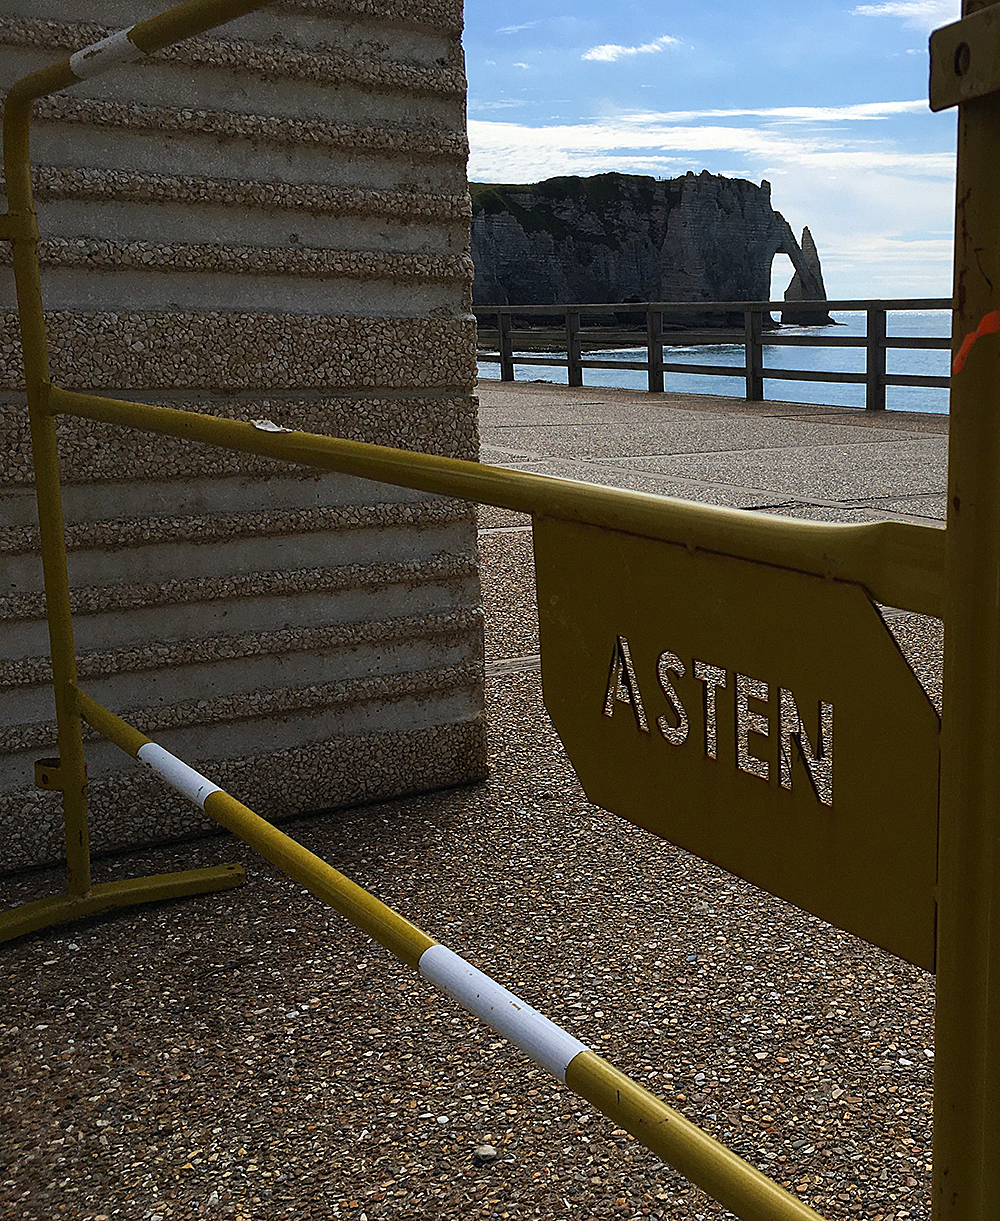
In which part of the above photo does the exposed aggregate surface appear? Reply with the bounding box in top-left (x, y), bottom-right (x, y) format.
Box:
top-left (479, 532), bottom-right (538, 664)
top-left (19, 168), bottom-right (471, 223)
top-left (0, 311), bottom-right (476, 394)
top-left (277, 0), bottom-right (464, 28)
top-left (0, 394), bottom-right (479, 486)
top-left (1, 240), bottom-right (471, 287)
top-left (0, 18), bottom-right (467, 97)
top-left (34, 95), bottom-right (469, 161)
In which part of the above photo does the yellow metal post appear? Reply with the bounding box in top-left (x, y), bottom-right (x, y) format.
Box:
top-left (4, 75), bottom-right (90, 895)
top-left (0, 0), bottom-right (270, 943)
top-left (934, 0), bottom-right (1000, 1216)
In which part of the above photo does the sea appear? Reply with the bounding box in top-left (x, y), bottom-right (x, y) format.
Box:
top-left (477, 309), bottom-right (952, 415)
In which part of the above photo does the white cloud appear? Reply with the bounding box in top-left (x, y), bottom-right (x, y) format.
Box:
top-left (583, 34), bottom-right (679, 63)
top-left (622, 100), bottom-right (929, 123)
top-left (512, 61), bottom-right (531, 70)
top-left (497, 21), bottom-right (539, 34)
top-left (470, 98), bottom-right (528, 111)
top-left (852, 1), bottom-right (958, 31)
top-left (468, 112), bottom-right (952, 177)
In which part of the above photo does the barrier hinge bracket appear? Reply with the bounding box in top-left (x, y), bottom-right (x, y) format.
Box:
top-left (35, 758), bottom-right (66, 792)
top-left (931, 7), bottom-right (1000, 111)
top-left (0, 209), bottom-right (39, 242)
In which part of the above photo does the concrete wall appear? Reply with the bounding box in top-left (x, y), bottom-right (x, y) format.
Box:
top-left (0, 0), bottom-right (486, 872)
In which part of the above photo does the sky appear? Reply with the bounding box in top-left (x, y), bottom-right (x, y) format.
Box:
top-left (463, 0), bottom-right (961, 298)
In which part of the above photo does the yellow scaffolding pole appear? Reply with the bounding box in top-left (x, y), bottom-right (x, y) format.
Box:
top-left (0, 5), bottom-right (833, 1218)
top-left (47, 385), bottom-right (945, 617)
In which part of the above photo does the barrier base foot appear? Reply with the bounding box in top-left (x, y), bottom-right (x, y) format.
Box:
top-left (0, 863), bottom-right (246, 943)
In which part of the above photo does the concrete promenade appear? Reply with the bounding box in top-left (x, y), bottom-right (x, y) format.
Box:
top-left (478, 379), bottom-right (948, 525)
top-left (1, 383), bottom-right (944, 1221)
top-left (478, 379), bottom-right (946, 704)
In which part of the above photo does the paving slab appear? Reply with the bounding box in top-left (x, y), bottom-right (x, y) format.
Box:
top-left (801, 408), bottom-right (949, 436)
top-left (480, 417), bottom-right (915, 464)
top-left (510, 460), bottom-right (792, 510)
top-left (478, 402), bottom-right (668, 427)
top-left (608, 440), bottom-right (947, 502)
top-left (477, 381), bottom-right (948, 516)
top-left (479, 382), bottom-right (838, 418)
top-left (858, 494), bottom-right (948, 521)
top-left (478, 400), bottom-right (936, 433)
top-left (479, 380), bottom-right (948, 432)
top-left (756, 503), bottom-right (890, 524)
top-left (479, 449), bottom-right (541, 470)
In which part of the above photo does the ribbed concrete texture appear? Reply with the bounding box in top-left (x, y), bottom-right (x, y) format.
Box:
top-left (0, 0), bottom-right (486, 872)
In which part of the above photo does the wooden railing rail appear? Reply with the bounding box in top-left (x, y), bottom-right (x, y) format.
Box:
top-left (473, 298), bottom-right (953, 411)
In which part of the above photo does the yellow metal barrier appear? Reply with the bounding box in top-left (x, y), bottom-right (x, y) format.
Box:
top-left (1, 0), bottom-right (996, 1216)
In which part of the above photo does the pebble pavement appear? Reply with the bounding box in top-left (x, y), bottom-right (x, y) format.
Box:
top-left (2, 381), bottom-right (948, 1221)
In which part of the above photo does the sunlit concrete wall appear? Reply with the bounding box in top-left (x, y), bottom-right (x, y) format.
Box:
top-left (0, 0), bottom-right (485, 871)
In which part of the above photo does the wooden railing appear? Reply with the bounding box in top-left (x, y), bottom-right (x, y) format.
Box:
top-left (473, 298), bottom-right (953, 411)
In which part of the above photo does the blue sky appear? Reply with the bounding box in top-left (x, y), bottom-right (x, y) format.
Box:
top-left (463, 0), bottom-right (960, 298)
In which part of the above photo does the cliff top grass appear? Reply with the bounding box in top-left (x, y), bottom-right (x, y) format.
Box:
top-left (469, 173), bottom-right (687, 246)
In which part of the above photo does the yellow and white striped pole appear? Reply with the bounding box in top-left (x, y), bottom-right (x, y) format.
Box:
top-left (67, 0), bottom-right (268, 80)
top-left (76, 688), bottom-right (823, 1221)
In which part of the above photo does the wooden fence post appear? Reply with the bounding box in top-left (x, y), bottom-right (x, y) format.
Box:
top-left (647, 309), bottom-right (664, 393)
top-left (565, 311), bottom-right (583, 387)
top-left (498, 311), bottom-right (515, 382)
top-left (744, 309), bottom-right (764, 401)
top-left (865, 307), bottom-right (887, 410)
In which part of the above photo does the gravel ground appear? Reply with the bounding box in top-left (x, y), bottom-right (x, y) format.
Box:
top-left (476, 506), bottom-right (531, 531)
top-left (479, 533), bottom-right (538, 662)
top-left (885, 615), bottom-right (944, 711)
top-left (1, 672), bottom-right (934, 1221)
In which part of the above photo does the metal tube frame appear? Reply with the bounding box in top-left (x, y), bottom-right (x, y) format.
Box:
top-left (0, 0), bottom-right (989, 1216)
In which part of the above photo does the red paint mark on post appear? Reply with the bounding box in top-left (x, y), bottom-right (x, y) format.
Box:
top-left (953, 309), bottom-right (1000, 374)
